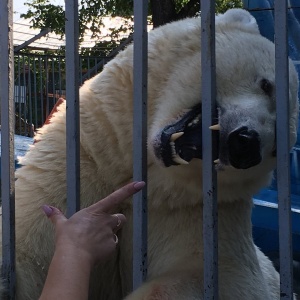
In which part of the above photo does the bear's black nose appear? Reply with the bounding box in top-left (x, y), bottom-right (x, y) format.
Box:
top-left (227, 126), bottom-right (261, 169)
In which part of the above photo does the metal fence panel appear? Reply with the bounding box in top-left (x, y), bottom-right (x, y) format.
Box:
top-left (12, 53), bottom-right (114, 137)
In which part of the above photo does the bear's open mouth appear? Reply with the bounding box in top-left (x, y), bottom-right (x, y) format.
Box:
top-left (153, 104), bottom-right (219, 167)
top-left (153, 104), bottom-right (272, 169)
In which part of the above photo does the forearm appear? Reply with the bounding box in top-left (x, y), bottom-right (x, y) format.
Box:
top-left (39, 246), bottom-right (92, 300)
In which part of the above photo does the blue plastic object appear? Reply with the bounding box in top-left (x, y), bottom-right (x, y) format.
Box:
top-left (244, 1), bottom-right (300, 258)
top-left (0, 133), bottom-right (33, 176)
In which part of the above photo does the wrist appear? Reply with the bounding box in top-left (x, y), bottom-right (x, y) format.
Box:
top-left (54, 243), bottom-right (94, 269)
top-left (41, 242), bottom-right (92, 300)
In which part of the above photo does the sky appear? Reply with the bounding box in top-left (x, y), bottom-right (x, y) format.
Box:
top-left (13, 0), bottom-right (27, 20)
top-left (13, 0), bottom-right (64, 21)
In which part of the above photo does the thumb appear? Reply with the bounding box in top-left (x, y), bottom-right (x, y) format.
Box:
top-left (41, 205), bottom-right (67, 226)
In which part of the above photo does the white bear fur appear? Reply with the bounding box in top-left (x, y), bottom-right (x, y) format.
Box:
top-left (0, 8), bottom-right (299, 300)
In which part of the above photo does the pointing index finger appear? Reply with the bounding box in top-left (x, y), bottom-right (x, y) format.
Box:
top-left (86, 181), bottom-right (145, 213)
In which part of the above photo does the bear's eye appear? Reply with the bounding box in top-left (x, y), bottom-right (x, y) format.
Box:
top-left (260, 79), bottom-right (273, 97)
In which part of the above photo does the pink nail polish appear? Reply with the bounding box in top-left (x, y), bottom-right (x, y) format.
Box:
top-left (133, 181), bottom-right (145, 190)
top-left (41, 205), bottom-right (53, 217)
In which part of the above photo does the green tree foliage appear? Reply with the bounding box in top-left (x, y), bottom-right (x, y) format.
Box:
top-left (216, 0), bottom-right (243, 13)
top-left (21, 0), bottom-right (242, 45)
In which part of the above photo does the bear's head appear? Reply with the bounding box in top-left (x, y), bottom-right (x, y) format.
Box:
top-left (148, 9), bottom-right (299, 201)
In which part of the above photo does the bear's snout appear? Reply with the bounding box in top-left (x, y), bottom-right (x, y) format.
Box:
top-left (227, 126), bottom-right (262, 169)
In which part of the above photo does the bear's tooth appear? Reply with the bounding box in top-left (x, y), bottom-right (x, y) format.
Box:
top-left (214, 159), bottom-right (220, 164)
top-left (209, 124), bottom-right (220, 130)
top-left (172, 155), bottom-right (189, 165)
top-left (170, 132), bottom-right (184, 142)
top-left (170, 142), bottom-right (176, 156)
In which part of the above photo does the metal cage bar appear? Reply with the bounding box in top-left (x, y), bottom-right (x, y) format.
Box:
top-left (33, 58), bottom-right (38, 129)
top-left (201, 1), bottom-right (218, 299)
top-left (274, 1), bottom-right (294, 299)
top-left (39, 57), bottom-right (44, 125)
top-left (28, 60), bottom-right (33, 137)
top-left (65, 0), bottom-right (80, 217)
top-left (132, 0), bottom-right (148, 290)
top-left (22, 57), bottom-right (27, 137)
top-left (0, 0), bottom-right (16, 298)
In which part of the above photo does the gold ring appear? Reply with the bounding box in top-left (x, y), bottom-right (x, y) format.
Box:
top-left (114, 234), bottom-right (119, 244)
top-left (113, 214), bottom-right (121, 228)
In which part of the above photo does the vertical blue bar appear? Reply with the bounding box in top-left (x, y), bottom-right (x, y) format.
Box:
top-left (65, 0), bottom-right (80, 217)
top-left (274, 1), bottom-right (293, 299)
top-left (201, 1), bottom-right (218, 299)
top-left (133, 0), bottom-right (148, 290)
top-left (0, 0), bottom-right (16, 298)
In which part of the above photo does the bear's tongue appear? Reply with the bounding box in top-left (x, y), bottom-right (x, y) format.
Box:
top-left (154, 104), bottom-right (219, 167)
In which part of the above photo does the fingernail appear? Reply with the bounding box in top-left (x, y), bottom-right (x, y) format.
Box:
top-left (133, 181), bottom-right (145, 191)
top-left (41, 205), bottom-right (53, 217)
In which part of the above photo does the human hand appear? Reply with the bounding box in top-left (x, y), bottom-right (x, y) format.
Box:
top-left (41, 181), bottom-right (145, 267)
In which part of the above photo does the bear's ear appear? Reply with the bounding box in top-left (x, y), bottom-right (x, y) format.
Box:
top-left (217, 8), bottom-right (260, 34)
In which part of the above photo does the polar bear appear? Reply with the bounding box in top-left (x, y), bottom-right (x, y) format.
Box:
top-left (0, 8), bottom-right (299, 300)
